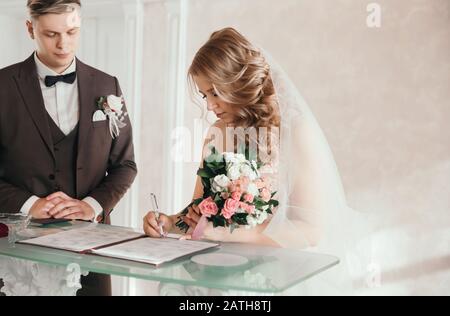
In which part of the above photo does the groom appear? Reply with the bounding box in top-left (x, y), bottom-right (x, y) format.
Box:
top-left (0, 0), bottom-right (137, 295)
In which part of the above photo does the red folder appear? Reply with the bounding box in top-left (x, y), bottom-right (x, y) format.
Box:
top-left (0, 223), bottom-right (8, 238)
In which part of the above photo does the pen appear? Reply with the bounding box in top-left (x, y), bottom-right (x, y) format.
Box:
top-left (150, 193), bottom-right (165, 237)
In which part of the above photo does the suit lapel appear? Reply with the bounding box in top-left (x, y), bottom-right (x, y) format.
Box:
top-left (76, 59), bottom-right (97, 164)
top-left (14, 54), bottom-right (55, 160)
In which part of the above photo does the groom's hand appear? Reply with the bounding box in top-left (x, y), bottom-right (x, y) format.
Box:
top-left (46, 192), bottom-right (95, 221)
top-left (29, 198), bottom-right (55, 219)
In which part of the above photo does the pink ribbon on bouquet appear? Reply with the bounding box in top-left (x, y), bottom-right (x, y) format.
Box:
top-left (191, 215), bottom-right (209, 240)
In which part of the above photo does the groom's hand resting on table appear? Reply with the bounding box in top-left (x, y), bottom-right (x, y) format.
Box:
top-left (29, 198), bottom-right (56, 219)
top-left (45, 192), bottom-right (95, 221)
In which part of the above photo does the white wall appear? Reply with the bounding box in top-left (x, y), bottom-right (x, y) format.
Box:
top-left (0, 15), bottom-right (34, 67)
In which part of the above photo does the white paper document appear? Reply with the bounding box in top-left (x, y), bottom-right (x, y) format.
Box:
top-left (91, 237), bottom-right (219, 266)
top-left (19, 224), bottom-right (144, 253)
top-left (19, 224), bottom-right (219, 266)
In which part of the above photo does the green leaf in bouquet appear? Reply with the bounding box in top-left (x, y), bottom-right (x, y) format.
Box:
top-left (211, 215), bottom-right (227, 228)
top-left (197, 168), bottom-right (214, 178)
top-left (205, 146), bottom-right (224, 165)
top-left (270, 199), bottom-right (279, 207)
top-left (230, 223), bottom-right (240, 234)
top-left (253, 197), bottom-right (267, 209)
top-left (232, 213), bottom-right (249, 226)
top-left (205, 163), bottom-right (225, 176)
top-left (213, 193), bottom-right (222, 204)
top-left (193, 198), bottom-right (203, 205)
top-left (206, 152), bottom-right (224, 162)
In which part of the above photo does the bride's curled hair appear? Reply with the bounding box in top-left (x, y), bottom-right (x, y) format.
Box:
top-left (189, 28), bottom-right (280, 129)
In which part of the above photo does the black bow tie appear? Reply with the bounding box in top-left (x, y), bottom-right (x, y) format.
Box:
top-left (44, 72), bottom-right (77, 87)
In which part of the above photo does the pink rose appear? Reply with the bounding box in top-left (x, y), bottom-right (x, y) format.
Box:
top-left (229, 178), bottom-right (249, 193)
top-left (255, 179), bottom-right (265, 190)
top-left (240, 202), bottom-right (255, 214)
top-left (231, 191), bottom-right (242, 201)
top-left (260, 188), bottom-right (271, 202)
top-left (241, 177), bottom-right (250, 187)
top-left (198, 197), bottom-right (219, 217)
top-left (243, 194), bottom-right (254, 203)
top-left (246, 204), bottom-right (256, 214)
top-left (222, 198), bottom-right (239, 219)
top-left (255, 177), bottom-right (270, 190)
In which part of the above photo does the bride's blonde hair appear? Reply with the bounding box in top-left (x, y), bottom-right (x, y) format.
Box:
top-left (189, 28), bottom-right (280, 129)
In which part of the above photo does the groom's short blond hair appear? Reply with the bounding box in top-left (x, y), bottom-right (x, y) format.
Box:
top-left (27, 0), bottom-right (81, 19)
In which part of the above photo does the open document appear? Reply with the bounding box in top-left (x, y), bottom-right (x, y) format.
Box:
top-left (91, 237), bottom-right (219, 266)
top-left (19, 224), bottom-right (219, 266)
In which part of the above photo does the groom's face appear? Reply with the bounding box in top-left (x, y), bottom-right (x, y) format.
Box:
top-left (27, 9), bottom-right (81, 73)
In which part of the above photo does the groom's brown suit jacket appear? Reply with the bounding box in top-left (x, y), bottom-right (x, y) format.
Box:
top-left (0, 54), bottom-right (137, 216)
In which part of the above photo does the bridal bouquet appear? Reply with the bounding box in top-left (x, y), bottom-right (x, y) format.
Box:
top-left (176, 147), bottom-right (279, 234)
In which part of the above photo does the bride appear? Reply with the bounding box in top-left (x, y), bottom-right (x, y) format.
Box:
top-left (143, 27), bottom-right (350, 252)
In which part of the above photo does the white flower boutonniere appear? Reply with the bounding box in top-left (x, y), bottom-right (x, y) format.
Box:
top-left (95, 95), bottom-right (127, 139)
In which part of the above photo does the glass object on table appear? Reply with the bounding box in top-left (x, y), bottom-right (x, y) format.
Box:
top-left (0, 214), bottom-right (31, 246)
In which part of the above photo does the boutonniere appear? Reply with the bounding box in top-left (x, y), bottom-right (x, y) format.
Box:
top-left (94, 95), bottom-right (127, 139)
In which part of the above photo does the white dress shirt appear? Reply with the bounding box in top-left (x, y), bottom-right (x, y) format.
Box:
top-left (20, 53), bottom-right (103, 220)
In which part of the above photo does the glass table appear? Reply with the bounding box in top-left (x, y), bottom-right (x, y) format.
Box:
top-left (0, 221), bottom-right (339, 295)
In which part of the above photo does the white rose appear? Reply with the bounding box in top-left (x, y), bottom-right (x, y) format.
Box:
top-left (247, 183), bottom-right (259, 197)
top-left (223, 153), bottom-right (236, 164)
top-left (235, 154), bottom-right (246, 163)
top-left (227, 165), bottom-right (241, 181)
top-left (246, 215), bottom-right (258, 228)
top-left (224, 153), bottom-right (246, 165)
top-left (257, 211), bottom-right (269, 225)
top-left (107, 95), bottom-right (124, 114)
top-left (240, 163), bottom-right (258, 181)
top-left (211, 175), bottom-right (231, 193)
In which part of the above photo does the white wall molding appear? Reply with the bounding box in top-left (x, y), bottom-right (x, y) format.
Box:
top-left (162, 0), bottom-right (188, 214)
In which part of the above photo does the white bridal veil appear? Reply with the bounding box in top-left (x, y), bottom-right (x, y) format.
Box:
top-left (261, 50), bottom-right (362, 294)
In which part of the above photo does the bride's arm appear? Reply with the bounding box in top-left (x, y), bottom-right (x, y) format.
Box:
top-left (166, 175), bottom-right (204, 231)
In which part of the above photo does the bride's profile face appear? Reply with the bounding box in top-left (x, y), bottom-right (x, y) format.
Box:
top-left (194, 75), bottom-right (234, 124)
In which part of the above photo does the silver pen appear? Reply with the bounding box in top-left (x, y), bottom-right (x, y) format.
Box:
top-left (150, 193), bottom-right (165, 237)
